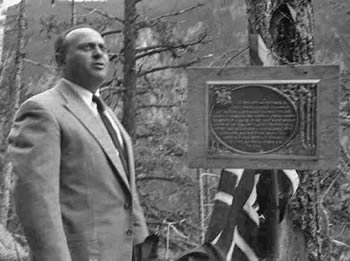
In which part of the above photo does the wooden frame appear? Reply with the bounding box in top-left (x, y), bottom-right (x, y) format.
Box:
top-left (188, 65), bottom-right (340, 169)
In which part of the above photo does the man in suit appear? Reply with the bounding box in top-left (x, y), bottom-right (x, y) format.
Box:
top-left (8, 26), bottom-right (148, 261)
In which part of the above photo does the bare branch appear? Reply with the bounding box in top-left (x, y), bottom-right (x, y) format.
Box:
top-left (100, 85), bottom-right (124, 94)
top-left (331, 239), bottom-right (350, 249)
top-left (138, 103), bottom-right (178, 109)
top-left (137, 3), bottom-right (204, 29)
top-left (321, 170), bottom-right (342, 202)
top-left (210, 48), bottom-right (244, 66)
top-left (101, 29), bottom-right (122, 36)
top-left (170, 238), bottom-right (198, 249)
top-left (222, 45), bottom-right (249, 67)
top-left (217, 46), bottom-right (249, 75)
top-left (74, 7), bottom-right (97, 18)
top-left (138, 58), bottom-right (201, 77)
top-left (135, 33), bottom-right (209, 60)
top-left (152, 3), bottom-right (204, 21)
top-left (23, 58), bottom-right (54, 70)
top-left (332, 222), bottom-right (348, 238)
top-left (137, 176), bottom-right (175, 182)
top-left (337, 34), bottom-right (350, 59)
top-left (108, 52), bottom-right (122, 62)
top-left (136, 133), bottom-right (154, 139)
top-left (82, 7), bottom-right (124, 24)
top-left (136, 87), bottom-right (152, 95)
top-left (136, 47), bottom-right (168, 60)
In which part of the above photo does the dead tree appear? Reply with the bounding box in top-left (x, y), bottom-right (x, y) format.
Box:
top-left (245, 0), bottom-right (325, 260)
top-left (0, 0), bottom-right (26, 226)
top-left (0, 0), bottom-right (6, 59)
top-left (0, 1), bottom-right (29, 260)
top-left (109, 1), bottom-right (208, 141)
top-left (123, 0), bottom-right (138, 140)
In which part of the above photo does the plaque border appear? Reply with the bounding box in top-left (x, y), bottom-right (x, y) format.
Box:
top-left (207, 83), bottom-right (300, 155)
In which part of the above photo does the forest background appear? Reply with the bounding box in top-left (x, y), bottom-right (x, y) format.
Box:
top-left (1, 0), bottom-right (350, 260)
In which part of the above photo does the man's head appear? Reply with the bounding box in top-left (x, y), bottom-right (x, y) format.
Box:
top-left (55, 26), bottom-right (109, 93)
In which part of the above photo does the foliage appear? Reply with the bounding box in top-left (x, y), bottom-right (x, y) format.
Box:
top-left (134, 70), bottom-right (201, 257)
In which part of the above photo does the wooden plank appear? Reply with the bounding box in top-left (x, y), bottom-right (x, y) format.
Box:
top-left (249, 34), bottom-right (275, 66)
top-left (248, 34), bottom-right (263, 66)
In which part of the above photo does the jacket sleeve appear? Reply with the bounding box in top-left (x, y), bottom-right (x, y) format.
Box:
top-left (132, 185), bottom-right (149, 244)
top-left (8, 100), bottom-right (72, 261)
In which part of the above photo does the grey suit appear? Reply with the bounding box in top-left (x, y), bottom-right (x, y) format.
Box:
top-left (8, 80), bottom-right (148, 261)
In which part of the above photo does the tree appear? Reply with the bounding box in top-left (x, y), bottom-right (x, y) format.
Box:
top-left (123, 0), bottom-right (138, 140)
top-left (245, 0), bottom-right (330, 260)
top-left (0, 0), bottom-right (29, 260)
top-left (0, 0), bottom-right (6, 59)
top-left (0, 0), bottom-right (26, 227)
top-left (119, 1), bottom-right (209, 255)
top-left (93, 1), bottom-right (207, 141)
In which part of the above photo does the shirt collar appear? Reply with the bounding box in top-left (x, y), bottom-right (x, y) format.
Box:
top-left (62, 78), bottom-right (100, 105)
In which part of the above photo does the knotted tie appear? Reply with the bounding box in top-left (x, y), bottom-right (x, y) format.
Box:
top-left (92, 95), bottom-right (129, 176)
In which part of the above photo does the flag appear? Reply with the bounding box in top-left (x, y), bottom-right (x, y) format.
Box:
top-left (206, 169), bottom-right (260, 261)
top-left (134, 233), bottom-right (159, 261)
top-left (177, 168), bottom-right (299, 261)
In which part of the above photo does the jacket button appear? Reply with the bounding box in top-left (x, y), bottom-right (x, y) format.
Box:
top-left (126, 229), bottom-right (132, 236)
top-left (124, 202), bottom-right (131, 209)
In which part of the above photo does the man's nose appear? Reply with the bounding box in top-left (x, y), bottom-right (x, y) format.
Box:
top-left (93, 47), bottom-right (104, 58)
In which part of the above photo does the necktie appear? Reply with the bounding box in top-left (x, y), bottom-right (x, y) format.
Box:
top-left (92, 95), bottom-right (129, 176)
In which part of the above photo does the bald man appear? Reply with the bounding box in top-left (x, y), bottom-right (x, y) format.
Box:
top-left (8, 26), bottom-right (148, 261)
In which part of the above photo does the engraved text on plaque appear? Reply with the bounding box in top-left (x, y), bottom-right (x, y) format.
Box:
top-left (210, 85), bottom-right (298, 154)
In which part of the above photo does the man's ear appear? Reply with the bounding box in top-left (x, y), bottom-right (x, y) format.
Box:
top-left (55, 51), bottom-right (65, 66)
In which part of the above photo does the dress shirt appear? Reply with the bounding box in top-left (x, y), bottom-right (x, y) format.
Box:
top-left (62, 78), bottom-right (124, 148)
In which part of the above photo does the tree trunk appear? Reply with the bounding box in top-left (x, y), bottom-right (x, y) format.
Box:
top-left (123, 0), bottom-right (138, 141)
top-left (245, 0), bottom-right (323, 260)
top-left (71, 0), bottom-right (76, 26)
top-left (0, 1), bottom-right (29, 260)
top-left (0, 0), bottom-right (25, 226)
top-left (0, 0), bottom-right (6, 60)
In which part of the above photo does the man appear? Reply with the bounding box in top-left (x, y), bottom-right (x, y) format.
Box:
top-left (8, 26), bottom-right (148, 261)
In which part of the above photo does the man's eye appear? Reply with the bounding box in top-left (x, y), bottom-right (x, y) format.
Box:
top-left (82, 45), bottom-right (92, 51)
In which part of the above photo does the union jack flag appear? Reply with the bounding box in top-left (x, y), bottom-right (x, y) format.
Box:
top-left (178, 169), bottom-right (299, 261)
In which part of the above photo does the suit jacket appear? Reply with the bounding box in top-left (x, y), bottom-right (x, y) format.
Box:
top-left (8, 80), bottom-right (149, 261)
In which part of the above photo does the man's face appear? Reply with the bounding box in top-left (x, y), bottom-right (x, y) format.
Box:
top-left (62, 28), bottom-right (109, 92)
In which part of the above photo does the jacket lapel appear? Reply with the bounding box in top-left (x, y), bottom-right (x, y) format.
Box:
top-left (56, 81), bottom-right (131, 193)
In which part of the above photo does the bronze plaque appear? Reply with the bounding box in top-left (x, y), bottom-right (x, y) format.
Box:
top-left (188, 66), bottom-right (340, 169)
top-left (209, 85), bottom-right (299, 154)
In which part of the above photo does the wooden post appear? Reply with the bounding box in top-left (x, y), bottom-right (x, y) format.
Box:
top-left (249, 33), bottom-right (280, 260)
top-left (198, 168), bottom-right (205, 243)
top-left (270, 169), bottom-right (280, 260)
